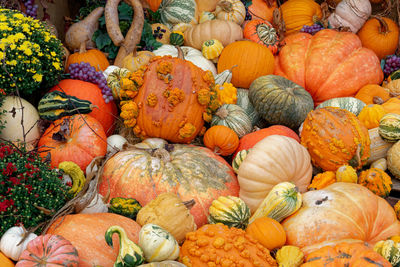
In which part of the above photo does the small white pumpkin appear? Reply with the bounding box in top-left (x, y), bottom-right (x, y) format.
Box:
top-left (138, 224), bottom-right (180, 262)
top-left (328, 0), bottom-right (371, 33)
top-left (103, 65), bottom-right (120, 79)
top-left (80, 193), bottom-right (108, 214)
top-left (0, 226), bottom-right (37, 261)
top-left (107, 134), bottom-right (128, 155)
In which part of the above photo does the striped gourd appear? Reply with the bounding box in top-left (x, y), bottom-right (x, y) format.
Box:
top-left (38, 91), bottom-right (93, 121)
top-left (169, 31), bottom-right (184, 46)
top-left (232, 149), bottom-right (249, 174)
top-left (211, 104), bottom-right (252, 138)
top-left (367, 127), bottom-right (393, 164)
top-left (316, 97), bottom-right (366, 116)
top-left (208, 196), bottom-right (250, 229)
top-left (159, 0), bottom-right (197, 28)
top-left (249, 182), bottom-right (302, 224)
top-left (236, 88), bottom-right (261, 127)
top-left (379, 113), bottom-right (400, 142)
top-left (374, 240), bottom-right (400, 266)
top-left (106, 67), bottom-right (131, 100)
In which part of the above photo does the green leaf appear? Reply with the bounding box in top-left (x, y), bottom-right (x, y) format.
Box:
top-left (94, 31), bottom-right (112, 50)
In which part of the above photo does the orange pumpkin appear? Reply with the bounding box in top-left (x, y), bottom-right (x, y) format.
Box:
top-left (282, 183), bottom-right (400, 256)
top-left (99, 139), bottom-right (239, 226)
top-left (357, 16), bottom-right (399, 60)
top-left (275, 29), bottom-right (384, 105)
top-left (301, 107), bottom-right (370, 171)
top-left (38, 114), bottom-right (107, 171)
top-left (203, 125), bottom-right (239, 156)
top-left (180, 223), bottom-right (277, 266)
top-left (382, 97), bottom-right (400, 114)
top-left (218, 40), bottom-right (275, 88)
top-left (355, 84), bottom-right (390, 105)
top-left (145, 0), bottom-right (162, 12)
top-left (248, 0), bottom-right (278, 22)
top-left (0, 252), bottom-right (14, 267)
top-left (246, 217), bottom-right (286, 250)
top-left (50, 79), bottom-right (118, 136)
top-left (47, 213), bottom-right (141, 267)
top-left (65, 47), bottom-right (109, 72)
top-left (243, 19), bottom-right (279, 54)
top-left (121, 56), bottom-right (218, 143)
top-left (302, 242), bottom-right (391, 266)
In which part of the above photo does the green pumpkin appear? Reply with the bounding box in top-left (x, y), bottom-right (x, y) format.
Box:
top-left (208, 196), bottom-right (251, 229)
top-left (316, 97), bottom-right (366, 116)
top-left (109, 197), bottom-right (142, 220)
top-left (232, 149), bottom-right (249, 174)
top-left (374, 239), bottom-right (400, 266)
top-left (379, 113), bottom-right (400, 142)
top-left (236, 89), bottom-right (261, 127)
top-left (211, 104), bottom-right (252, 138)
top-left (38, 91), bottom-right (93, 121)
top-left (159, 0), bottom-right (197, 28)
top-left (249, 75), bottom-right (314, 130)
top-left (169, 31), bottom-right (184, 46)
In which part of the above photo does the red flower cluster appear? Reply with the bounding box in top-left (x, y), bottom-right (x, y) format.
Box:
top-left (0, 199), bottom-right (14, 212)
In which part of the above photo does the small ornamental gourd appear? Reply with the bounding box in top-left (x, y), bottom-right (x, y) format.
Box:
top-left (308, 171), bottom-right (336, 190)
top-left (374, 239), bottom-right (400, 266)
top-left (58, 161), bottom-right (86, 197)
top-left (336, 165), bottom-right (358, 183)
top-left (199, 11), bottom-right (216, 23)
top-left (203, 125), bottom-right (239, 156)
top-left (202, 39), bottom-right (224, 63)
top-left (246, 217), bottom-right (287, 250)
top-left (379, 113), bottom-right (400, 142)
top-left (395, 200), bottom-right (400, 220)
top-left (169, 31), bottom-right (184, 46)
top-left (275, 246), bottom-right (304, 267)
top-left (211, 104), bottom-right (252, 138)
top-left (107, 67), bottom-right (132, 100)
top-left (108, 197), bottom-right (142, 220)
top-left (138, 224), bottom-right (180, 262)
top-left (0, 227), bottom-right (37, 261)
top-left (355, 84), bottom-right (390, 105)
top-left (122, 51), bottom-right (155, 74)
top-left (358, 104), bottom-right (386, 129)
top-left (249, 182), bottom-right (302, 224)
top-left (215, 0), bottom-right (246, 25)
top-left (105, 225), bottom-right (145, 267)
top-left (207, 196), bottom-right (250, 229)
top-left (358, 168), bottom-right (392, 197)
top-left (38, 91), bottom-right (94, 121)
top-left (215, 82), bottom-right (237, 105)
top-left (232, 149), bottom-right (249, 174)
top-left (368, 127), bottom-right (394, 164)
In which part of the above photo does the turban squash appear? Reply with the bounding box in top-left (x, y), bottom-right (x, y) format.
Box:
top-left (274, 29), bottom-right (383, 105)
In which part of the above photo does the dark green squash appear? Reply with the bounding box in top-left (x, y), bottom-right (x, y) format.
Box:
top-left (249, 75), bottom-right (314, 129)
top-left (108, 197), bottom-right (142, 220)
top-left (169, 31), bottom-right (184, 46)
top-left (38, 91), bottom-right (94, 121)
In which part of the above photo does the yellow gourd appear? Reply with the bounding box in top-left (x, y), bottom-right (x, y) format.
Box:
top-left (358, 104), bottom-right (387, 129)
top-left (336, 165), bottom-right (358, 183)
top-left (276, 245), bottom-right (304, 267)
top-left (202, 39), bottom-right (224, 62)
top-left (308, 171), bottom-right (336, 190)
top-left (215, 82), bottom-right (237, 105)
top-left (58, 161), bottom-right (86, 197)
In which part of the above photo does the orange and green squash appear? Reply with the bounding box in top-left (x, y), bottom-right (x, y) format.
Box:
top-left (308, 171), bottom-right (336, 190)
top-left (358, 168), bottom-right (392, 197)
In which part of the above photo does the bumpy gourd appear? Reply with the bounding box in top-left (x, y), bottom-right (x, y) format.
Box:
top-left (108, 197), bottom-right (142, 220)
top-left (308, 171), bottom-right (336, 190)
top-left (358, 168), bottom-right (392, 197)
top-left (208, 195), bottom-right (250, 229)
top-left (106, 67), bottom-right (132, 100)
top-left (358, 104), bottom-right (386, 129)
top-left (215, 82), bottom-right (237, 105)
top-left (58, 161), bottom-right (86, 197)
top-left (275, 246), bottom-right (304, 267)
top-left (249, 182), bottom-right (302, 224)
top-left (379, 113), bottom-right (400, 142)
top-left (336, 165), bottom-right (358, 183)
top-left (374, 239), bottom-right (400, 266)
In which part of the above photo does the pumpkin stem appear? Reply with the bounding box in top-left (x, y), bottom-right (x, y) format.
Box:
top-left (262, 0), bottom-right (275, 8)
top-left (183, 199), bottom-right (196, 210)
top-left (153, 148), bottom-right (171, 163)
top-left (33, 203), bottom-right (54, 215)
top-left (218, 0), bottom-right (234, 12)
top-left (176, 46), bottom-right (185, 60)
top-left (215, 106), bottom-right (229, 119)
top-left (372, 16), bottom-right (389, 34)
top-left (389, 91), bottom-right (400, 97)
top-left (79, 42), bottom-right (87, 54)
top-left (373, 96), bottom-right (385, 104)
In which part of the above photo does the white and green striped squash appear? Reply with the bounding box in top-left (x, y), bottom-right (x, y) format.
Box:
top-left (211, 104), bottom-right (252, 138)
top-left (374, 239), bottom-right (400, 266)
top-left (208, 196), bottom-right (251, 229)
top-left (368, 127), bottom-right (393, 164)
top-left (159, 0), bottom-right (197, 28)
top-left (316, 97), bottom-right (366, 116)
top-left (379, 113), bottom-right (400, 142)
top-left (236, 88), bottom-right (261, 127)
top-left (232, 149), bottom-right (249, 174)
top-left (388, 140), bottom-right (400, 179)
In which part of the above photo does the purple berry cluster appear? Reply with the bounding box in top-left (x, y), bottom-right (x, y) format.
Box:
top-left (24, 0), bottom-right (38, 18)
top-left (300, 24), bottom-right (324, 35)
top-left (383, 55), bottom-right (400, 76)
top-left (153, 26), bottom-right (167, 39)
top-left (68, 62), bottom-right (114, 103)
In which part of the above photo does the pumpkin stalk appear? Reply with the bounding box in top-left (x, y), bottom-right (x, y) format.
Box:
top-left (176, 46), bottom-right (185, 60)
top-left (373, 96), bottom-right (385, 104)
top-left (153, 148), bottom-right (171, 163)
top-left (215, 106), bottom-right (229, 119)
top-left (373, 16), bottom-right (390, 34)
top-left (183, 199), bottom-right (196, 210)
top-left (218, 0), bottom-right (234, 12)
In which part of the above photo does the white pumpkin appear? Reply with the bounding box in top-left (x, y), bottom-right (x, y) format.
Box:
top-left (0, 226), bottom-right (37, 261)
top-left (328, 0), bottom-right (371, 33)
top-left (138, 224), bottom-right (180, 262)
top-left (80, 193), bottom-right (108, 214)
top-left (153, 45), bottom-right (217, 75)
top-left (0, 96), bottom-right (40, 151)
top-left (107, 134), bottom-right (128, 155)
top-left (103, 65), bottom-right (120, 79)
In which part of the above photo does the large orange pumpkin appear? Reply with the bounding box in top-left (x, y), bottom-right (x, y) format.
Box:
top-left (274, 29), bottom-right (383, 105)
top-left (301, 107), bottom-right (370, 171)
top-left (120, 56), bottom-right (218, 144)
top-left (50, 79), bottom-right (118, 136)
top-left (47, 213), bottom-right (141, 267)
top-left (218, 40), bottom-right (275, 88)
top-left (98, 138), bottom-right (239, 227)
top-left (282, 182), bottom-right (400, 256)
top-left (38, 114), bottom-right (107, 171)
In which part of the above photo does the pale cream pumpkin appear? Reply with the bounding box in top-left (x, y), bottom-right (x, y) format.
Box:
top-left (328, 0), bottom-right (372, 33)
top-left (215, 0), bottom-right (246, 25)
top-left (238, 135), bottom-right (313, 213)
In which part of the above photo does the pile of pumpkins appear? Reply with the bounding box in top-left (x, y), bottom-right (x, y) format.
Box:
top-left (1, 0), bottom-right (400, 265)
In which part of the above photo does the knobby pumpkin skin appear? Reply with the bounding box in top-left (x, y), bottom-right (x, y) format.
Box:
top-left (358, 168), bottom-right (392, 197)
top-left (274, 29), bottom-right (383, 105)
top-left (301, 107), bottom-right (370, 171)
top-left (99, 138), bottom-right (239, 226)
top-left (282, 183), bottom-right (400, 256)
top-left (47, 213), bottom-right (141, 267)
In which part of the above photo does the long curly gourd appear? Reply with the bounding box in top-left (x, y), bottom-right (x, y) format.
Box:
top-left (105, 0), bottom-right (144, 66)
top-left (58, 161), bottom-right (86, 197)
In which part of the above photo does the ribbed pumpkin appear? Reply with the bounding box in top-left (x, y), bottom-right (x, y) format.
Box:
top-left (315, 97), bottom-right (366, 116)
top-left (243, 19), bottom-right (279, 54)
top-left (301, 107), bottom-right (371, 171)
top-left (47, 213), bottom-right (141, 267)
top-left (248, 0), bottom-right (277, 22)
top-left (274, 29), bottom-right (384, 105)
top-left (236, 88), bottom-right (261, 126)
top-left (232, 149), bottom-right (249, 174)
top-left (208, 195), bottom-right (250, 229)
top-left (308, 171), bottom-right (336, 190)
top-left (379, 113), bottom-right (400, 142)
top-left (358, 104), bottom-right (386, 129)
top-left (218, 41), bottom-right (275, 88)
top-left (388, 140), bottom-right (400, 179)
top-left (246, 217), bottom-right (287, 250)
top-left (203, 125), bottom-right (239, 156)
top-left (50, 79), bottom-right (118, 135)
top-left (279, 0), bottom-right (322, 35)
top-left (368, 127), bottom-right (393, 164)
top-left (357, 16), bottom-right (399, 60)
top-left (99, 138), bottom-right (239, 227)
top-left (355, 84), bottom-right (390, 105)
top-left (122, 50), bottom-right (155, 73)
top-left (249, 75), bottom-right (314, 130)
top-left (158, 0), bottom-right (197, 28)
top-left (358, 168), bottom-right (392, 197)
top-left (215, 0), bottom-right (246, 25)
top-left (374, 239), bottom-right (400, 266)
top-left (201, 39), bottom-right (224, 61)
top-left (122, 56), bottom-right (218, 144)
top-left (16, 235), bottom-right (79, 267)
top-left (282, 183), bottom-right (400, 255)
top-left (275, 246), bottom-right (304, 267)
top-left (66, 47), bottom-right (109, 72)
top-left (211, 104), bottom-right (252, 138)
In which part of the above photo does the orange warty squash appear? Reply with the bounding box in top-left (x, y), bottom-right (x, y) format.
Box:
top-left (302, 242), bottom-right (391, 266)
top-left (38, 114), bottom-right (107, 172)
top-left (275, 29), bottom-right (384, 105)
top-left (301, 107), bottom-right (370, 171)
top-left (308, 171), bottom-right (336, 190)
top-left (65, 47), bottom-right (109, 72)
top-left (47, 213), bottom-right (141, 267)
top-left (243, 19), bottom-right (279, 54)
top-left (203, 125), bottom-right (239, 156)
top-left (218, 40), bottom-right (275, 88)
top-left (358, 168), bottom-right (392, 197)
top-left (282, 183), bottom-right (400, 256)
top-left (355, 84), bottom-right (390, 105)
top-left (248, 0), bottom-right (277, 22)
top-left (180, 223), bottom-right (277, 266)
top-left (99, 138), bottom-right (239, 226)
top-left (246, 217), bottom-right (286, 250)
